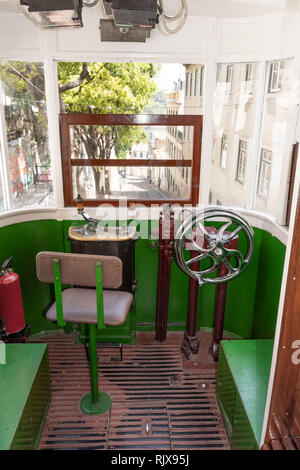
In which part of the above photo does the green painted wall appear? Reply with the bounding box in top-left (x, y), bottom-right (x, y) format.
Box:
top-left (0, 219), bottom-right (286, 339)
top-left (251, 232), bottom-right (286, 338)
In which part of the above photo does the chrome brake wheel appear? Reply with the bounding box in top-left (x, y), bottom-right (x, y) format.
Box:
top-left (175, 207), bottom-right (254, 286)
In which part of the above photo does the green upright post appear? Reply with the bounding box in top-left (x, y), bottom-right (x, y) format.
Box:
top-left (88, 323), bottom-right (99, 403)
top-left (52, 259), bottom-right (65, 328)
top-left (80, 325), bottom-right (112, 415)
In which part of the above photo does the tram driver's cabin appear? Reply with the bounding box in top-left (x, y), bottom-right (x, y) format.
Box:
top-left (0, 0), bottom-right (299, 452)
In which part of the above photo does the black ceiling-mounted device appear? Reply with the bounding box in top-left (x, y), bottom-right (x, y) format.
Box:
top-left (20, 0), bottom-right (83, 29)
top-left (100, 19), bottom-right (151, 42)
top-left (100, 0), bottom-right (158, 42)
top-left (110, 0), bottom-right (157, 29)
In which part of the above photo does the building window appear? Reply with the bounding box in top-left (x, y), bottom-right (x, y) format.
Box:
top-left (189, 71), bottom-right (194, 97)
top-left (245, 63), bottom-right (254, 92)
top-left (220, 134), bottom-right (228, 169)
top-left (216, 64), bottom-right (222, 84)
top-left (258, 149), bottom-right (272, 199)
top-left (269, 61), bottom-right (283, 93)
top-left (199, 66), bottom-right (204, 96)
top-left (236, 140), bottom-right (247, 184)
top-left (194, 68), bottom-right (198, 96)
top-left (226, 65), bottom-right (233, 93)
top-left (185, 72), bottom-right (189, 97)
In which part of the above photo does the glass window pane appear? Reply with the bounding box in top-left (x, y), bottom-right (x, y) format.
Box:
top-left (0, 176), bottom-right (5, 213)
top-left (72, 166), bottom-right (191, 201)
top-left (254, 58), bottom-right (294, 216)
top-left (70, 125), bottom-right (193, 161)
top-left (0, 145), bottom-right (5, 212)
top-left (0, 60), bottom-right (54, 210)
top-left (210, 62), bottom-right (259, 208)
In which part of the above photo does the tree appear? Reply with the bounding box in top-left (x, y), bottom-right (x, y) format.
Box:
top-left (58, 62), bottom-right (159, 194)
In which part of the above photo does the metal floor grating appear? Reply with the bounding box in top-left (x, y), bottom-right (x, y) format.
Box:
top-left (31, 331), bottom-right (230, 450)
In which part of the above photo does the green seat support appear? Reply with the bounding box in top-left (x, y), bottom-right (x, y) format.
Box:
top-left (53, 258), bottom-right (111, 415)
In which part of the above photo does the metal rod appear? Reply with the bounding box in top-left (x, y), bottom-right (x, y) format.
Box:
top-left (88, 323), bottom-right (99, 403)
top-left (52, 259), bottom-right (65, 327)
top-left (95, 262), bottom-right (104, 329)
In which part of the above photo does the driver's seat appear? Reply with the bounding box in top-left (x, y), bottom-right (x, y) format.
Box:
top-left (36, 251), bottom-right (133, 415)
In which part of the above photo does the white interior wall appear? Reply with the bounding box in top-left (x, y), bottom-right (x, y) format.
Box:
top-left (0, 6), bottom-right (298, 234)
top-left (0, 7), bottom-right (299, 61)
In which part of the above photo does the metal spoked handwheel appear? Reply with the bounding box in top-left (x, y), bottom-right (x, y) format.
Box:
top-left (175, 207), bottom-right (254, 286)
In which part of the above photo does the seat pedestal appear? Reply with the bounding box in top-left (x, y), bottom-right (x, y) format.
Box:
top-left (80, 323), bottom-right (112, 415)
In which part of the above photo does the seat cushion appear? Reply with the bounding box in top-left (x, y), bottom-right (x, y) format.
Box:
top-left (45, 288), bottom-right (133, 326)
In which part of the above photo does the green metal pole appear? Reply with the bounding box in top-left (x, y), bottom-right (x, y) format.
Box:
top-left (88, 323), bottom-right (99, 404)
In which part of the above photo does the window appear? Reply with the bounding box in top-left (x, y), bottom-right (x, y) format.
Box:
top-left (269, 61), bottom-right (283, 93)
top-left (185, 72), bottom-right (189, 97)
top-left (245, 63), bottom-right (254, 92)
top-left (0, 60), bottom-right (53, 210)
top-left (220, 134), bottom-right (228, 169)
top-left (257, 149), bottom-right (272, 199)
top-left (236, 140), bottom-right (247, 184)
top-left (189, 71), bottom-right (194, 97)
top-left (226, 65), bottom-right (233, 93)
top-left (199, 66), bottom-right (204, 96)
top-left (194, 68), bottom-right (198, 96)
top-left (255, 58), bottom-right (294, 215)
top-left (60, 113), bottom-right (201, 206)
top-left (211, 62), bottom-right (259, 210)
top-left (216, 64), bottom-right (222, 84)
top-left (245, 63), bottom-right (254, 82)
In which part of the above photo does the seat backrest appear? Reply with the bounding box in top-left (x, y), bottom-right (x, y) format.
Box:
top-left (36, 251), bottom-right (123, 289)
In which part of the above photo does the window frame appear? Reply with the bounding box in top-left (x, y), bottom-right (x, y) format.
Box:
top-left (60, 113), bottom-right (202, 207)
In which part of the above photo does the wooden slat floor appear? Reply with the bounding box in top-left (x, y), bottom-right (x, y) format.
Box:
top-left (31, 330), bottom-right (230, 450)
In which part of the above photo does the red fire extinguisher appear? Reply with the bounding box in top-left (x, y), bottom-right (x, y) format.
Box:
top-left (0, 257), bottom-right (30, 342)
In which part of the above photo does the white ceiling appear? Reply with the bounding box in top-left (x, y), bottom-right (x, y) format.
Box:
top-left (0, 0), bottom-right (300, 18)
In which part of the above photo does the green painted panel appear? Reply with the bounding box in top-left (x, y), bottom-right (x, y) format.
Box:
top-left (252, 232), bottom-right (286, 338)
top-left (231, 392), bottom-right (258, 450)
top-left (220, 339), bottom-right (273, 446)
top-left (216, 347), bottom-right (236, 437)
top-left (0, 343), bottom-right (50, 450)
top-left (0, 219), bottom-right (286, 340)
